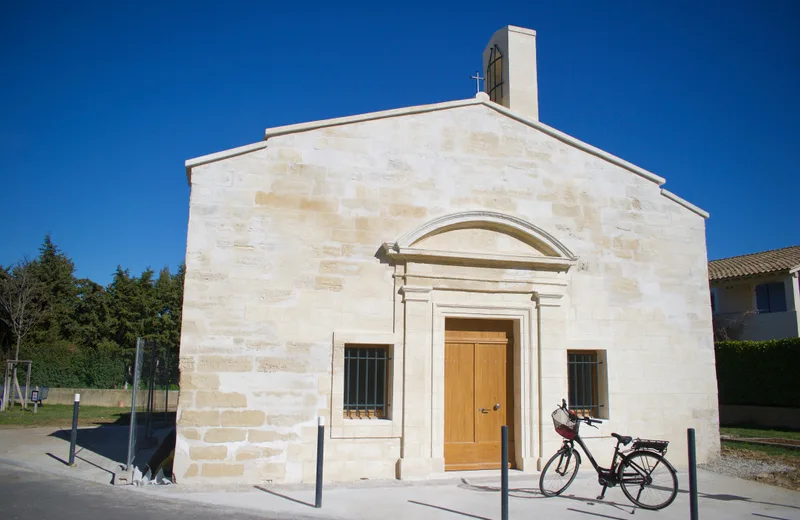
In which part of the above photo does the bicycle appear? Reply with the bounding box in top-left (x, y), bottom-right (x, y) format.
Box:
top-left (538, 399), bottom-right (679, 510)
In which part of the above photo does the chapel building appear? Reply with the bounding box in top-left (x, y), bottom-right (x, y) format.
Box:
top-left (174, 25), bottom-right (719, 483)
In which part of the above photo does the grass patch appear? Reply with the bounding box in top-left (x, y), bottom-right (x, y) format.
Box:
top-left (722, 440), bottom-right (800, 459)
top-left (0, 404), bottom-right (172, 429)
top-left (720, 442), bottom-right (800, 491)
top-left (721, 426), bottom-right (800, 441)
top-left (713, 426), bottom-right (800, 491)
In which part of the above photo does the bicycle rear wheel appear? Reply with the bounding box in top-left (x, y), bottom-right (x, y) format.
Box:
top-left (539, 447), bottom-right (581, 497)
top-left (618, 451), bottom-right (678, 510)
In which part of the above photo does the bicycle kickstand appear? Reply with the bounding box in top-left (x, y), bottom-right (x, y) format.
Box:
top-left (596, 484), bottom-right (608, 501)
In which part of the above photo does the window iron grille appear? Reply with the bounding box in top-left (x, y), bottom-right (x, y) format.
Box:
top-left (486, 45), bottom-right (504, 103)
top-left (568, 351), bottom-right (602, 416)
top-left (343, 346), bottom-right (389, 419)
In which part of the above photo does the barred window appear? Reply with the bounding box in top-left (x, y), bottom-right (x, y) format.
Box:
top-left (343, 345), bottom-right (390, 419)
top-left (486, 45), bottom-right (504, 103)
top-left (567, 350), bottom-right (604, 418)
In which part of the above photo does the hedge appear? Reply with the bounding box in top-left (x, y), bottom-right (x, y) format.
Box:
top-left (12, 343), bottom-right (127, 389)
top-left (715, 338), bottom-right (800, 408)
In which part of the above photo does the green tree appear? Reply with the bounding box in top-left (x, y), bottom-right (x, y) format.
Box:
top-left (31, 235), bottom-right (78, 345)
top-left (152, 265), bottom-right (184, 349)
top-left (73, 278), bottom-right (114, 351)
top-left (107, 267), bottom-right (144, 353)
top-left (2, 236), bottom-right (185, 389)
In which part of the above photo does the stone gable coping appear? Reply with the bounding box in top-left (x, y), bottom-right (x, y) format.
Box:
top-left (183, 94), bottom-right (709, 219)
top-left (660, 189), bottom-right (710, 219)
top-left (184, 141), bottom-right (268, 185)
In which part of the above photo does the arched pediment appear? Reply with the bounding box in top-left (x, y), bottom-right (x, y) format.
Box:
top-left (383, 211), bottom-right (577, 271)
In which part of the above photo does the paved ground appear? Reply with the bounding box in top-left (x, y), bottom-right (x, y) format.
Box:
top-left (146, 469), bottom-right (800, 520)
top-left (0, 424), bottom-right (156, 485)
top-left (1, 425), bottom-right (799, 519)
top-left (0, 461), bottom-right (319, 520)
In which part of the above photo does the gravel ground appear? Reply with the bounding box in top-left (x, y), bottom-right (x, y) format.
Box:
top-left (700, 454), bottom-right (793, 480)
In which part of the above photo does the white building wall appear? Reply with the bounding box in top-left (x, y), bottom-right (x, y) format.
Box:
top-left (174, 104), bottom-right (718, 483)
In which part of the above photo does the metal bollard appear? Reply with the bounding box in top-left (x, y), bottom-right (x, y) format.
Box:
top-left (687, 428), bottom-right (699, 520)
top-left (68, 393), bottom-right (80, 466)
top-left (315, 417), bottom-right (325, 508)
top-left (501, 425), bottom-right (509, 520)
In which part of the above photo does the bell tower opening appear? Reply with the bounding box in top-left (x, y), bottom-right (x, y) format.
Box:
top-left (482, 25), bottom-right (539, 121)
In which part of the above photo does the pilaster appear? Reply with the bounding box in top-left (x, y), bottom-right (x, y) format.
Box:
top-left (534, 291), bottom-right (568, 468)
top-left (398, 285), bottom-right (434, 479)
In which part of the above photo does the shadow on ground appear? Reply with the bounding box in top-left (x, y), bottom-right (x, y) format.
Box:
top-left (47, 412), bottom-right (176, 468)
top-left (255, 486), bottom-right (316, 508)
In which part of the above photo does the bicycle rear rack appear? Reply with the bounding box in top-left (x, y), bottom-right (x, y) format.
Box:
top-left (632, 438), bottom-right (669, 454)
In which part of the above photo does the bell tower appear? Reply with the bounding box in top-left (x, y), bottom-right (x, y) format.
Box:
top-left (482, 25), bottom-right (539, 121)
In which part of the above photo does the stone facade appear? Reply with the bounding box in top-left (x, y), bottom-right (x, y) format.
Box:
top-left (174, 94), bottom-right (719, 484)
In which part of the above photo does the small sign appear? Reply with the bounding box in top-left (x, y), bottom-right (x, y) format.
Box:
top-left (31, 390), bottom-right (39, 401)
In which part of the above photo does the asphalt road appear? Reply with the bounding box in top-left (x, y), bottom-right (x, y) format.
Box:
top-left (0, 461), bottom-right (325, 520)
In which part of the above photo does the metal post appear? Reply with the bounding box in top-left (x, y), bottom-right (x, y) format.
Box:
top-left (687, 428), bottom-right (699, 520)
top-left (127, 338), bottom-right (142, 471)
top-left (501, 425), bottom-right (509, 520)
top-left (164, 342), bottom-right (171, 421)
top-left (1, 361), bottom-right (10, 411)
top-left (68, 393), bottom-right (80, 466)
top-left (315, 417), bottom-right (325, 508)
top-left (146, 340), bottom-right (156, 439)
top-left (23, 362), bottom-right (31, 410)
top-left (34, 386), bottom-right (39, 414)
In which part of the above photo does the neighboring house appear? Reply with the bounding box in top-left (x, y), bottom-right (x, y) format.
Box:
top-left (709, 246), bottom-right (800, 341)
top-left (175, 25), bottom-right (719, 485)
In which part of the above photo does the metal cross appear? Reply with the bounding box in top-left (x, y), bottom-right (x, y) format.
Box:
top-left (470, 71), bottom-right (484, 94)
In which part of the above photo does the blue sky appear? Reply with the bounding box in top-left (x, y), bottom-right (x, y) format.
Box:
top-left (1, 1), bottom-right (798, 285)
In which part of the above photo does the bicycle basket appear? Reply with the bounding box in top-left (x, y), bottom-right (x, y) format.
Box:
top-left (632, 438), bottom-right (669, 454)
top-left (552, 407), bottom-right (579, 440)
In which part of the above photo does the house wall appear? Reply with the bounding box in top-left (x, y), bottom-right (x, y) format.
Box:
top-left (711, 274), bottom-right (800, 340)
top-left (738, 311), bottom-right (799, 340)
top-left (175, 104), bottom-right (718, 484)
top-left (713, 282), bottom-right (755, 314)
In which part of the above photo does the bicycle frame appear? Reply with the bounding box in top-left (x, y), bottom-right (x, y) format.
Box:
top-left (562, 433), bottom-right (626, 484)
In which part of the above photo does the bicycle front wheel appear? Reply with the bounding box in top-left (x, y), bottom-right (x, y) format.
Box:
top-left (539, 447), bottom-right (581, 497)
top-left (618, 451), bottom-right (678, 510)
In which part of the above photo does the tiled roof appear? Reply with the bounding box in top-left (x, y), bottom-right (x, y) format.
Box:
top-left (708, 246), bottom-right (800, 281)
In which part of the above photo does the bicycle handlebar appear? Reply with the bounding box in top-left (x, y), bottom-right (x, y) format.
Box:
top-left (559, 399), bottom-right (602, 427)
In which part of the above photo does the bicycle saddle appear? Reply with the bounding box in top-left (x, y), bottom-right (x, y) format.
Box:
top-left (611, 433), bottom-right (632, 445)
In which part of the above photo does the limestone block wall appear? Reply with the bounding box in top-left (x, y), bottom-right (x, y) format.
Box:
top-left (175, 103), bottom-right (718, 483)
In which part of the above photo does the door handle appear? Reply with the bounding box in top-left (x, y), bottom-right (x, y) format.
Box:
top-left (478, 404), bottom-right (501, 414)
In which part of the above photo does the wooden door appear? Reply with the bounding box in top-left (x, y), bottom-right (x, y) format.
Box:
top-left (444, 318), bottom-right (515, 470)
